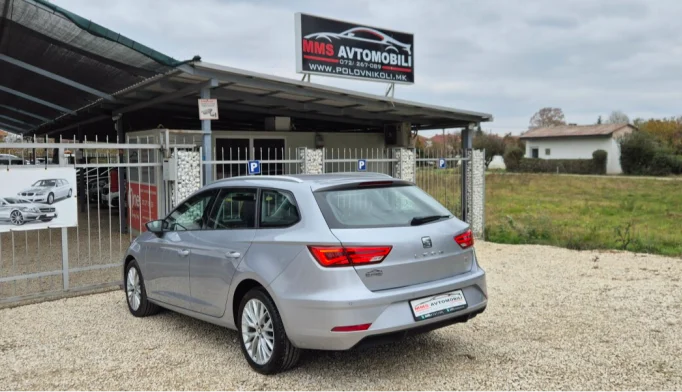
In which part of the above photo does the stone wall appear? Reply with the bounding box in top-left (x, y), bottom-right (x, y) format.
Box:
top-left (393, 148), bottom-right (416, 182)
top-left (170, 150), bottom-right (201, 208)
top-left (298, 148), bottom-right (324, 174)
top-left (466, 149), bottom-right (486, 238)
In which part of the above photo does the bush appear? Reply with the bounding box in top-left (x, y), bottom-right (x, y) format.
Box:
top-left (592, 150), bottom-right (608, 174)
top-left (650, 153), bottom-right (679, 176)
top-left (517, 158), bottom-right (597, 174)
top-left (619, 130), bottom-right (682, 176)
top-left (473, 133), bottom-right (506, 168)
top-left (503, 146), bottom-right (524, 172)
top-left (619, 131), bottom-right (659, 175)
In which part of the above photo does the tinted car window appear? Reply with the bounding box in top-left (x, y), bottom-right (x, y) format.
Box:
top-left (208, 189), bottom-right (257, 229)
top-left (314, 184), bottom-right (451, 228)
top-left (260, 190), bottom-right (299, 228)
top-left (166, 190), bottom-right (216, 231)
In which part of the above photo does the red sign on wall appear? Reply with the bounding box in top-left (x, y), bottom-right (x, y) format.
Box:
top-left (128, 182), bottom-right (158, 232)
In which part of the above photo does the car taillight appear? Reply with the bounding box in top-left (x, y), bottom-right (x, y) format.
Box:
top-left (308, 246), bottom-right (392, 267)
top-left (454, 229), bottom-right (474, 249)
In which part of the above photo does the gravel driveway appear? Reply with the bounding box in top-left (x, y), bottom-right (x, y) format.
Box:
top-left (1, 242), bottom-right (681, 390)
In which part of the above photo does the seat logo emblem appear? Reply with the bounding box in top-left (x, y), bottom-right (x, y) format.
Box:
top-left (365, 269), bottom-right (383, 278)
top-left (422, 236), bottom-right (432, 248)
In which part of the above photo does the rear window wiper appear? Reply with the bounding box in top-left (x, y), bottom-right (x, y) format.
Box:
top-left (410, 215), bottom-right (450, 226)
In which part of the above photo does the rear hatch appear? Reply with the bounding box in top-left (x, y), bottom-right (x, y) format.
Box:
top-left (313, 180), bottom-right (474, 291)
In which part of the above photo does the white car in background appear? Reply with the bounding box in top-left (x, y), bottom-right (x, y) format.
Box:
top-left (18, 179), bottom-right (72, 205)
top-left (101, 183), bottom-right (125, 209)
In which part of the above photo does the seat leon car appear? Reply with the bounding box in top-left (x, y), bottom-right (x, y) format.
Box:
top-left (122, 173), bottom-right (487, 374)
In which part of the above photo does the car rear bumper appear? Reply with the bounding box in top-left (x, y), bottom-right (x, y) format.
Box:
top-left (269, 255), bottom-right (487, 351)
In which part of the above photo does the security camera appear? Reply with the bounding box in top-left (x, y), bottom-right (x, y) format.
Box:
top-left (112, 114), bottom-right (122, 122)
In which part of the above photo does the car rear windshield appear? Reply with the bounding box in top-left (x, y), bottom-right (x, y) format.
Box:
top-left (314, 184), bottom-right (452, 228)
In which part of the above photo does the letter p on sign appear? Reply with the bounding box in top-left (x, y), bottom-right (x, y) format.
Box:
top-left (357, 159), bottom-right (367, 171)
top-left (247, 160), bottom-right (261, 175)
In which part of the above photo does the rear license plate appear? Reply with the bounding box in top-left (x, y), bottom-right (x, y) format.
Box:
top-left (409, 289), bottom-right (467, 321)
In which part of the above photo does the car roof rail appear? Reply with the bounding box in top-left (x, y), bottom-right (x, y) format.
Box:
top-left (215, 175), bottom-right (304, 184)
top-left (322, 172), bottom-right (393, 178)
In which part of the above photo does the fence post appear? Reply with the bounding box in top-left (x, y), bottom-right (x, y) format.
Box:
top-left (466, 149), bottom-right (486, 238)
top-left (59, 147), bottom-right (69, 290)
top-left (393, 148), bottom-right (415, 182)
top-left (299, 148), bottom-right (323, 174)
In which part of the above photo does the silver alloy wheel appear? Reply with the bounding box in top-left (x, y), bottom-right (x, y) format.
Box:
top-left (126, 267), bottom-right (141, 311)
top-left (47, 193), bottom-right (54, 204)
top-left (10, 210), bottom-right (23, 225)
top-left (241, 298), bottom-right (275, 365)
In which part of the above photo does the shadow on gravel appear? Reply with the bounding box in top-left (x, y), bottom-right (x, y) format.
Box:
top-left (125, 299), bottom-right (475, 381)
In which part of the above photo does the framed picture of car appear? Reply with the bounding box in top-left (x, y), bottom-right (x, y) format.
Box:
top-left (0, 167), bottom-right (78, 232)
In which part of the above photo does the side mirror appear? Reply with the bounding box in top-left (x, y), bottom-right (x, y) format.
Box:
top-left (145, 219), bottom-right (166, 236)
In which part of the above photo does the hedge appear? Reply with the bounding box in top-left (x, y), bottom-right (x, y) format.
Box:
top-left (592, 150), bottom-right (608, 175)
top-left (516, 158), bottom-right (600, 174)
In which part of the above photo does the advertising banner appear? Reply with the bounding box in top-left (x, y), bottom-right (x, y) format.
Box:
top-left (128, 182), bottom-right (158, 233)
top-left (0, 167), bottom-right (77, 232)
top-left (295, 13), bottom-right (414, 84)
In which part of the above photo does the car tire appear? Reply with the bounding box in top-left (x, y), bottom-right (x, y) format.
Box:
top-left (10, 210), bottom-right (24, 226)
top-left (68, 189), bottom-right (72, 198)
top-left (125, 260), bottom-right (160, 317)
top-left (47, 193), bottom-right (54, 204)
top-left (237, 288), bottom-right (301, 375)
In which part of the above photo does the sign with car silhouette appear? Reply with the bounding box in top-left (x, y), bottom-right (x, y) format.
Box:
top-left (0, 167), bottom-right (77, 232)
top-left (295, 13), bottom-right (414, 84)
top-left (198, 99), bottom-right (219, 120)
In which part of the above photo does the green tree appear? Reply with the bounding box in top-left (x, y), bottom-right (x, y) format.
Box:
top-left (474, 132), bottom-right (506, 168)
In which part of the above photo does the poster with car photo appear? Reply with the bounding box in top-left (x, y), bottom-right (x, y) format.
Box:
top-left (0, 167), bottom-right (78, 232)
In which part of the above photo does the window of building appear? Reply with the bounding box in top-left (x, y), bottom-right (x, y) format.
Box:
top-left (545, 148), bottom-right (551, 156)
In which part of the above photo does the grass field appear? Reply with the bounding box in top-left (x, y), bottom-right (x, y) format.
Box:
top-left (484, 173), bottom-right (682, 257)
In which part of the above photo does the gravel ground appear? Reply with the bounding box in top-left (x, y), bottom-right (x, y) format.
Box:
top-left (1, 242), bottom-right (681, 390)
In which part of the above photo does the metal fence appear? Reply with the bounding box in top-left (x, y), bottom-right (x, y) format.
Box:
top-left (415, 148), bottom-right (467, 218)
top-left (205, 147), bottom-right (304, 180)
top-left (0, 138), bottom-right (163, 304)
top-left (0, 141), bottom-right (470, 305)
top-left (324, 147), bottom-right (396, 176)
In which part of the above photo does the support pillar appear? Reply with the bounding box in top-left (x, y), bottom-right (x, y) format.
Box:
top-left (201, 87), bottom-right (213, 184)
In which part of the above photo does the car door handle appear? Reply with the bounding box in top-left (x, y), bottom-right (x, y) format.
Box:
top-left (178, 249), bottom-right (190, 257)
top-left (225, 251), bottom-right (241, 258)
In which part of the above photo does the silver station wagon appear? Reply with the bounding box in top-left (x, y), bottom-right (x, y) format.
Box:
top-left (122, 173), bottom-right (487, 374)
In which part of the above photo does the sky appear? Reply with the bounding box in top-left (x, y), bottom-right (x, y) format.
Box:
top-left (53, 0), bottom-right (682, 137)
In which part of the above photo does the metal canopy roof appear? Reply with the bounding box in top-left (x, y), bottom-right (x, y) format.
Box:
top-left (1, 0), bottom-right (492, 139)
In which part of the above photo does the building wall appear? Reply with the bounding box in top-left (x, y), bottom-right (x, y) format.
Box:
top-left (209, 131), bottom-right (386, 151)
top-left (524, 136), bottom-right (624, 174)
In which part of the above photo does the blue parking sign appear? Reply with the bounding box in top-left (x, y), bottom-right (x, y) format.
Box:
top-left (438, 158), bottom-right (446, 169)
top-left (247, 160), bottom-right (261, 175)
top-left (358, 159), bottom-right (367, 171)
